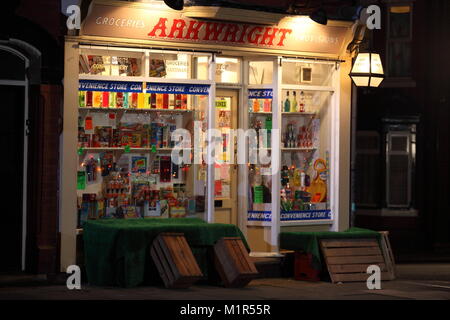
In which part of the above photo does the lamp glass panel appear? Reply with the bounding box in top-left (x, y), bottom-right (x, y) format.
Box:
top-left (370, 53), bottom-right (384, 75)
top-left (351, 53), bottom-right (371, 74)
top-left (370, 76), bottom-right (384, 87)
top-left (351, 76), bottom-right (369, 87)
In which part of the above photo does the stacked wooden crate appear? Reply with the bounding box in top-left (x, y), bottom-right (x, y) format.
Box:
top-left (213, 237), bottom-right (259, 287)
top-left (150, 233), bottom-right (203, 288)
top-left (319, 236), bottom-right (395, 283)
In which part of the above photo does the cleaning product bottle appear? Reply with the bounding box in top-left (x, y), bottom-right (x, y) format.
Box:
top-left (284, 91), bottom-right (290, 112)
top-left (299, 91), bottom-right (305, 112)
top-left (291, 91), bottom-right (298, 112)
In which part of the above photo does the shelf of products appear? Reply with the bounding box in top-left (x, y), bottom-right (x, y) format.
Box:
top-left (278, 85), bottom-right (332, 222)
top-left (246, 57), bottom-right (335, 225)
top-left (77, 48), bottom-right (213, 227)
top-left (248, 87), bottom-right (274, 217)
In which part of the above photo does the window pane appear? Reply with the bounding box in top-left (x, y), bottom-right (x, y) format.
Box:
top-left (282, 61), bottom-right (334, 87)
top-left (389, 6), bottom-right (411, 39)
top-left (79, 50), bottom-right (144, 77)
top-left (388, 42), bottom-right (412, 77)
top-left (249, 61), bottom-right (273, 85)
top-left (215, 57), bottom-right (240, 83)
top-left (150, 53), bottom-right (191, 79)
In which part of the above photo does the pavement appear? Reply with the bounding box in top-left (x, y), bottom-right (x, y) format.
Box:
top-left (0, 264), bottom-right (449, 300)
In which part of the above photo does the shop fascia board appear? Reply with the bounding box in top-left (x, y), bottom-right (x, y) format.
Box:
top-left (66, 34), bottom-right (353, 61)
top-left (182, 6), bottom-right (287, 25)
top-left (89, 0), bottom-right (355, 29)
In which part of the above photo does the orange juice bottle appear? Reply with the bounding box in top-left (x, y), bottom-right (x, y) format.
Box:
top-left (253, 98), bottom-right (259, 113)
top-left (137, 93), bottom-right (145, 109)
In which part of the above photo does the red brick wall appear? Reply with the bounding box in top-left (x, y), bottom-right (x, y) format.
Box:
top-left (16, 0), bottom-right (64, 41)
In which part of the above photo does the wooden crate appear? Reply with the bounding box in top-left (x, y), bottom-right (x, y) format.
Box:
top-left (150, 233), bottom-right (203, 288)
top-left (320, 238), bottom-right (390, 283)
top-left (379, 231), bottom-right (396, 280)
top-left (214, 237), bottom-right (259, 287)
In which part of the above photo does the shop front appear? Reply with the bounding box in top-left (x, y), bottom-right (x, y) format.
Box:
top-left (61, 0), bottom-right (357, 270)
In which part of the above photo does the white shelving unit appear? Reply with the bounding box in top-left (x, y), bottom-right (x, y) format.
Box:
top-left (244, 56), bottom-right (340, 254)
top-left (76, 46), bottom-right (217, 224)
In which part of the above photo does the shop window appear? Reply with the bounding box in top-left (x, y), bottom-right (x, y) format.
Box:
top-left (77, 48), bottom-right (213, 224)
top-left (386, 3), bottom-right (413, 79)
top-left (248, 61), bottom-right (273, 85)
top-left (282, 60), bottom-right (334, 87)
top-left (194, 56), bottom-right (241, 83)
top-left (150, 53), bottom-right (189, 79)
top-left (79, 49), bottom-right (144, 77)
top-left (215, 57), bottom-right (241, 84)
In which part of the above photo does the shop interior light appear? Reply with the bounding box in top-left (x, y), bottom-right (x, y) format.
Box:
top-left (349, 52), bottom-right (384, 87)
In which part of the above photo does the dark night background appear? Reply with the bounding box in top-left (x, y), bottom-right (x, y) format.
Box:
top-left (0, 0), bottom-right (449, 274)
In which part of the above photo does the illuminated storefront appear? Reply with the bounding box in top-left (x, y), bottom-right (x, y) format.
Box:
top-left (60, 0), bottom-right (357, 270)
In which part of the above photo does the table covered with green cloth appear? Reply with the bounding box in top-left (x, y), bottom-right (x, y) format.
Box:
top-left (83, 218), bottom-right (249, 287)
top-left (280, 227), bottom-right (381, 270)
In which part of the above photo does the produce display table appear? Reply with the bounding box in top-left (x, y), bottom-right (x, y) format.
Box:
top-left (83, 218), bottom-right (249, 287)
top-left (280, 227), bottom-right (381, 271)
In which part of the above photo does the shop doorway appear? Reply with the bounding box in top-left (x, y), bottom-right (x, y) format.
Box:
top-left (0, 85), bottom-right (26, 272)
top-left (214, 89), bottom-right (239, 225)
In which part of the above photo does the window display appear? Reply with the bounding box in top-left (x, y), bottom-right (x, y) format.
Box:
top-left (79, 49), bottom-right (144, 77)
top-left (282, 60), bottom-right (334, 87)
top-left (246, 58), bottom-right (336, 226)
top-left (76, 48), bottom-right (212, 227)
top-left (247, 88), bottom-right (273, 222)
top-left (278, 85), bottom-right (333, 222)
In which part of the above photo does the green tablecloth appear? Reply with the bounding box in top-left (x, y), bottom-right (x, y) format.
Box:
top-left (280, 227), bottom-right (380, 270)
top-left (83, 218), bottom-right (249, 287)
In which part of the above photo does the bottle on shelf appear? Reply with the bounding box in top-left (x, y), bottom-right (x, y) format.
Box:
top-left (150, 93), bottom-right (157, 109)
top-left (175, 94), bottom-right (182, 109)
top-left (264, 98), bottom-right (271, 112)
top-left (137, 92), bottom-right (145, 109)
top-left (291, 91), bottom-right (298, 112)
top-left (86, 91), bottom-right (93, 107)
top-left (297, 126), bottom-right (303, 148)
top-left (131, 92), bottom-right (138, 108)
top-left (123, 92), bottom-right (129, 108)
top-left (93, 91), bottom-right (102, 108)
top-left (102, 91), bottom-right (109, 108)
top-left (253, 98), bottom-right (260, 113)
top-left (299, 91), bottom-right (305, 112)
top-left (284, 91), bottom-right (290, 112)
top-left (109, 92), bottom-right (116, 108)
top-left (79, 91), bottom-right (86, 108)
top-left (163, 93), bottom-right (169, 109)
top-left (169, 94), bottom-right (175, 109)
top-left (116, 92), bottom-right (124, 108)
top-left (181, 94), bottom-right (188, 110)
top-left (156, 93), bottom-right (164, 109)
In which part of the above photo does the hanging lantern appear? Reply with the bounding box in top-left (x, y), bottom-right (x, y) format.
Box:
top-left (349, 52), bottom-right (384, 87)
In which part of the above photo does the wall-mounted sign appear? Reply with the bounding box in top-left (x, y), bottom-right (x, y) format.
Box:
top-left (79, 80), bottom-right (143, 92)
top-left (81, 1), bottom-right (351, 55)
top-left (247, 209), bottom-right (332, 222)
top-left (145, 83), bottom-right (210, 94)
top-left (248, 89), bottom-right (273, 99)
